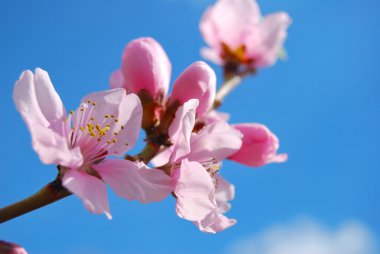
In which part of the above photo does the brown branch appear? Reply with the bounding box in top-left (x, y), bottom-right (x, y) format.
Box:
top-left (0, 176), bottom-right (71, 223)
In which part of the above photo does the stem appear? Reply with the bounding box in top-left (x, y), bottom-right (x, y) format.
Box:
top-left (213, 68), bottom-right (256, 109)
top-left (0, 176), bottom-right (71, 223)
top-left (136, 142), bottom-right (161, 164)
top-left (213, 76), bottom-right (242, 109)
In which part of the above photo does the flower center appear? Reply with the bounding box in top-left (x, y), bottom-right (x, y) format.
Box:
top-left (201, 158), bottom-right (221, 177)
top-left (62, 99), bottom-right (128, 165)
top-left (169, 158), bottom-right (221, 178)
top-left (220, 42), bottom-right (254, 65)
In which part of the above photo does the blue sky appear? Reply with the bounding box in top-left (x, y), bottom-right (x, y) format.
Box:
top-left (1, 0), bottom-right (379, 253)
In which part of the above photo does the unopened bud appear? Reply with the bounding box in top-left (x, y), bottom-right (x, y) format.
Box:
top-left (229, 123), bottom-right (287, 167)
top-left (170, 61), bottom-right (216, 117)
top-left (0, 240), bottom-right (27, 254)
top-left (121, 37), bottom-right (171, 100)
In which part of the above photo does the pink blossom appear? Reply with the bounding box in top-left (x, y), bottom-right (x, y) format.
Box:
top-left (229, 123), bottom-right (287, 167)
top-left (152, 99), bottom-right (242, 230)
top-left (173, 158), bottom-right (217, 221)
top-left (110, 37), bottom-right (171, 99)
top-left (169, 61), bottom-right (216, 116)
top-left (0, 240), bottom-right (28, 254)
top-left (200, 0), bottom-right (291, 69)
top-left (161, 99), bottom-right (218, 221)
top-left (197, 109), bottom-right (230, 126)
top-left (111, 38), bottom-right (216, 117)
top-left (194, 175), bottom-right (236, 233)
top-left (14, 68), bottom-right (173, 218)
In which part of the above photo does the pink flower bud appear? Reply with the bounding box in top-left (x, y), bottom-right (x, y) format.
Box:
top-left (0, 240), bottom-right (28, 254)
top-left (120, 37), bottom-right (171, 99)
top-left (229, 123), bottom-right (287, 167)
top-left (170, 61), bottom-right (216, 116)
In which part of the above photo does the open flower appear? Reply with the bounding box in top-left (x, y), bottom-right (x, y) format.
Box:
top-left (152, 99), bottom-right (242, 232)
top-left (200, 0), bottom-right (291, 71)
top-left (13, 68), bottom-right (173, 218)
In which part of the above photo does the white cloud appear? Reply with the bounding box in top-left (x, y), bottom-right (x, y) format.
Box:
top-left (228, 218), bottom-right (378, 254)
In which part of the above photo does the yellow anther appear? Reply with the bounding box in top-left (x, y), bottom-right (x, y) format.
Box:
top-left (112, 138), bottom-right (117, 143)
top-left (95, 124), bottom-right (110, 137)
top-left (87, 123), bottom-right (94, 131)
top-left (114, 119), bottom-right (119, 122)
top-left (92, 102), bottom-right (96, 106)
top-left (72, 126), bottom-right (76, 130)
top-left (87, 100), bottom-right (92, 104)
top-left (80, 108), bottom-right (84, 112)
top-left (120, 126), bottom-right (124, 130)
top-left (114, 132), bottom-right (118, 136)
top-left (97, 138), bottom-right (101, 142)
top-left (90, 117), bottom-right (94, 121)
top-left (110, 115), bottom-right (115, 118)
top-left (106, 124), bottom-right (110, 128)
top-left (106, 140), bottom-right (111, 144)
top-left (105, 114), bottom-right (109, 118)
top-left (80, 126), bottom-right (85, 131)
top-left (69, 110), bottom-right (74, 114)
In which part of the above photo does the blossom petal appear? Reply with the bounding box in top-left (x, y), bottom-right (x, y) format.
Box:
top-left (252, 12), bottom-right (292, 67)
top-left (93, 159), bottom-right (173, 203)
top-left (79, 88), bottom-right (125, 125)
top-left (200, 47), bottom-right (222, 65)
top-left (215, 174), bottom-right (234, 213)
top-left (62, 169), bottom-right (111, 219)
top-left (193, 175), bottom-right (236, 233)
top-left (170, 61), bottom-right (216, 117)
top-left (109, 69), bottom-right (125, 89)
top-left (199, 110), bottom-right (230, 125)
top-left (194, 210), bottom-right (236, 234)
top-left (229, 123), bottom-right (287, 167)
top-left (174, 159), bottom-right (217, 221)
top-left (200, 0), bottom-right (261, 49)
top-left (29, 128), bottom-right (83, 167)
top-left (121, 37), bottom-right (171, 98)
top-left (13, 68), bottom-right (66, 131)
top-left (168, 99), bottom-right (199, 162)
top-left (151, 147), bottom-right (172, 167)
top-left (13, 69), bottom-right (82, 168)
top-left (33, 68), bottom-right (66, 127)
top-left (14, 70), bottom-right (49, 127)
top-left (108, 93), bottom-right (142, 155)
top-left (187, 122), bottom-right (242, 162)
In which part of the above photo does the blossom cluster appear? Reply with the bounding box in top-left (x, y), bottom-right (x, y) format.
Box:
top-left (8, 0), bottom-right (290, 236)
